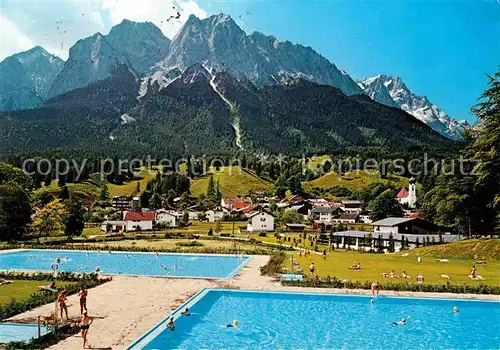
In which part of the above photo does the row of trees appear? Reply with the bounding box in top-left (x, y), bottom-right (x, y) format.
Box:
top-left (0, 163), bottom-right (85, 241)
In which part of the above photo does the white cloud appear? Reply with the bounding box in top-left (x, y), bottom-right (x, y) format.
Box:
top-left (0, 14), bottom-right (35, 61)
top-left (100, 0), bottom-right (207, 38)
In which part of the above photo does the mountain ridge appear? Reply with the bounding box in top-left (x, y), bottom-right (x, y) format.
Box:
top-left (358, 74), bottom-right (469, 140)
top-left (0, 46), bottom-right (64, 111)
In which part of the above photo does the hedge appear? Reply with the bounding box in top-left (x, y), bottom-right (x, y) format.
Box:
top-left (282, 275), bottom-right (500, 295)
top-left (4, 324), bottom-right (79, 350)
top-left (0, 242), bottom-right (290, 255)
top-left (0, 273), bottom-right (111, 321)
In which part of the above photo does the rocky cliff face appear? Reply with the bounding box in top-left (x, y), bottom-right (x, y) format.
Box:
top-left (48, 20), bottom-right (170, 97)
top-left (157, 13), bottom-right (363, 96)
top-left (358, 75), bottom-right (469, 139)
top-left (0, 46), bottom-right (64, 111)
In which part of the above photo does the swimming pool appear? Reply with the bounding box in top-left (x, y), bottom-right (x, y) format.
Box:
top-left (128, 289), bottom-right (500, 349)
top-left (0, 250), bottom-right (250, 279)
top-left (0, 323), bottom-right (51, 343)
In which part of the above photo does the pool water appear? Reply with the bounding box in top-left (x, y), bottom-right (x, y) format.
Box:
top-left (129, 289), bottom-right (500, 350)
top-left (0, 250), bottom-right (249, 279)
top-left (0, 323), bottom-right (51, 343)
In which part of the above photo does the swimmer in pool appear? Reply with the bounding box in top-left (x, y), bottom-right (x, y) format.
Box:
top-left (392, 318), bottom-right (407, 326)
top-left (452, 307), bottom-right (459, 313)
top-left (181, 308), bottom-right (191, 316)
top-left (370, 299), bottom-right (374, 304)
top-left (56, 257), bottom-right (61, 264)
top-left (166, 317), bottom-right (175, 331)
top-left (226, 319), bottom-right (239, 328)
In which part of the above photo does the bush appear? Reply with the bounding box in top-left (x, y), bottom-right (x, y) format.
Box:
top-left (0, 273), bottom-right (111, 321)
top-left (260, 251), bottom-right (287, 276)
top-left (281, 275), bottom-right (500, 295)
top-left (175, 241), bottom-right (204, 247)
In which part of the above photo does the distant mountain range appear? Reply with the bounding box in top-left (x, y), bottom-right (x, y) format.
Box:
top-left (357, 75), bottom-right (469, 139)
top-left (0, 13), bottom-right (466, 154)
top-left (0, 62), bottom-right (453, 157)
top-left (0, 46), bottom-right (64, 111)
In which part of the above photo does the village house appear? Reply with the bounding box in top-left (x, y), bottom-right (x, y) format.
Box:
top-left (371, 217), bottom-right (440, 235)
top-left (124, 211), bottom-right (155, 231)
top-left (341, 200), bottom-right (363, 213)
top-left (311, 206), bottom-right (340, 223)
top-left (396, 177), bottom-right (417, 209)
top-left (332, 213), bottom-right (360, 224)
top-left (221, 197), bottom-right (252, 211)
top-left (285, 223), bottom-right (306, 232)
top-left (247, 210), bottom-right (275, 232)
top-left (111, 196), bottom-right (132, 210)
top-left (205, 206), bottom-right (228, 222)
top-left (100, 220), bottom-right (126, 233)
top-left (284, 202), bottom-right (313, 220)
top-left (156, 209), bottom-right (178, 227)
top-left (184, 206), bottom-right (199, 220)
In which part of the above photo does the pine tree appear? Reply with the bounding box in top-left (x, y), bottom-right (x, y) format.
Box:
top-left (99, 182), bottom-right (109, 201)
top-left (207, 174), bottom-right (215, 201)
top-left (215, 180), bottom-right (222, 202)
top-left (388, 233), bottom-right (395, 253)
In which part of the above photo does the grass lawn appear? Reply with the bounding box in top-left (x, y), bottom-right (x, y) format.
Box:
top-left (0, 280), bottom-right (77, 306)
top-left (255, 234), bottom-right (500, 287)
top-left (34, 180), bottom-right (100, 204)
top-left (69, 238), bottom-right (263, 253)
top-left (303, 170), bottom-right (409, 192)
top-left (190, 166), bottom-right (273, 197)
top-left (291, 250), bottom-right (500, 287)
top-left (108, 167), bottom-right (158, 197)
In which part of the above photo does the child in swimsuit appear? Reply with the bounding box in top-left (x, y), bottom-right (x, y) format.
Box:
top-left (80, 311), bottom-right (93, 348)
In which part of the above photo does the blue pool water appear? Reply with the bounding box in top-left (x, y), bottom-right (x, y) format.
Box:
top-left (0, 323), bottom-right (51, 343)
top-left (0, 250), bottom-right (249, 279)
top-left (129, 289), bottom-right (500, 350)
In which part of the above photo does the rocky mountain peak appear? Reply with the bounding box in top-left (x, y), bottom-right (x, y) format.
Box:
top-left (358, 74), bottom-right (469, 139)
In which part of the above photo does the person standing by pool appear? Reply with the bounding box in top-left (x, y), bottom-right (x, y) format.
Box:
top-left (57, 290), bottom-right (68, 320)
top-left (80, 311), bottom-right (93, 348)
top-left (309, 262), bottom-right (315, 275)
top-left (78, 289), bottom-right (88, 314)
top-left (371, 281), bottom-right (379, 296)
top-left (323, 249), bottom-right (327, 260)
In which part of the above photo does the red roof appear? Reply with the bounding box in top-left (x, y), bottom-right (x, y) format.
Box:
top-left (224, 197), bottom-right (251, 210)
top-left (124, 211), bottom-right (156, 221)
top-left (240, 205), bottom-right (263, 213)
top-left (396, 187), bottom-right (409, 199)
top-left (408, 211), bottom-right (422, 219)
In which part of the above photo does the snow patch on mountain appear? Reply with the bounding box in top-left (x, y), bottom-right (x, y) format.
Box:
top-left (358, 74), bottom-right (469, 140)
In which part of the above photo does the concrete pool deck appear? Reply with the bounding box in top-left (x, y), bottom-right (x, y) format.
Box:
top-left (4, 254), bottom-right (499, 349)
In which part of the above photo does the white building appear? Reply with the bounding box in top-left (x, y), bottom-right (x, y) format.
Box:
top-left (247, 211), bottom-right (274, 232)
top-left (341, 200), bottom-right (363, 214)
top-left (156, 209), bottom-right (178, 227)
top-left (396, 177), bottom-right (417, 209)
top-left (205, 206), bottom-right (227, 222)
top-left (124, 211), bottom-right (155, 231)
top-left (101, 221), bottom-right (126, 233)
top-left (311, 206), bottom-right (336, 223)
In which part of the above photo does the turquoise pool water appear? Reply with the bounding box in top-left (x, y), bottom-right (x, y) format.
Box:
top-left (0, 250), bottom-right (249, 279)
top-left (129, 289), bottom-right (500, 349)
top-left (0, 323), bottom-right (51, 343)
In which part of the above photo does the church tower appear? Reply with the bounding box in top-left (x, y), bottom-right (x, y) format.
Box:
top-left (408, 177), bottom-right (417, 209)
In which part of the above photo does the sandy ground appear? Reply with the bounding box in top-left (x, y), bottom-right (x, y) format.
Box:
top-left (5, 255), bottom-right (500, 349)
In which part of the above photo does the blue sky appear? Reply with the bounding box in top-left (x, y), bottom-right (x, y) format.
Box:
top-left (1, 0), bottom-right (498, 122)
